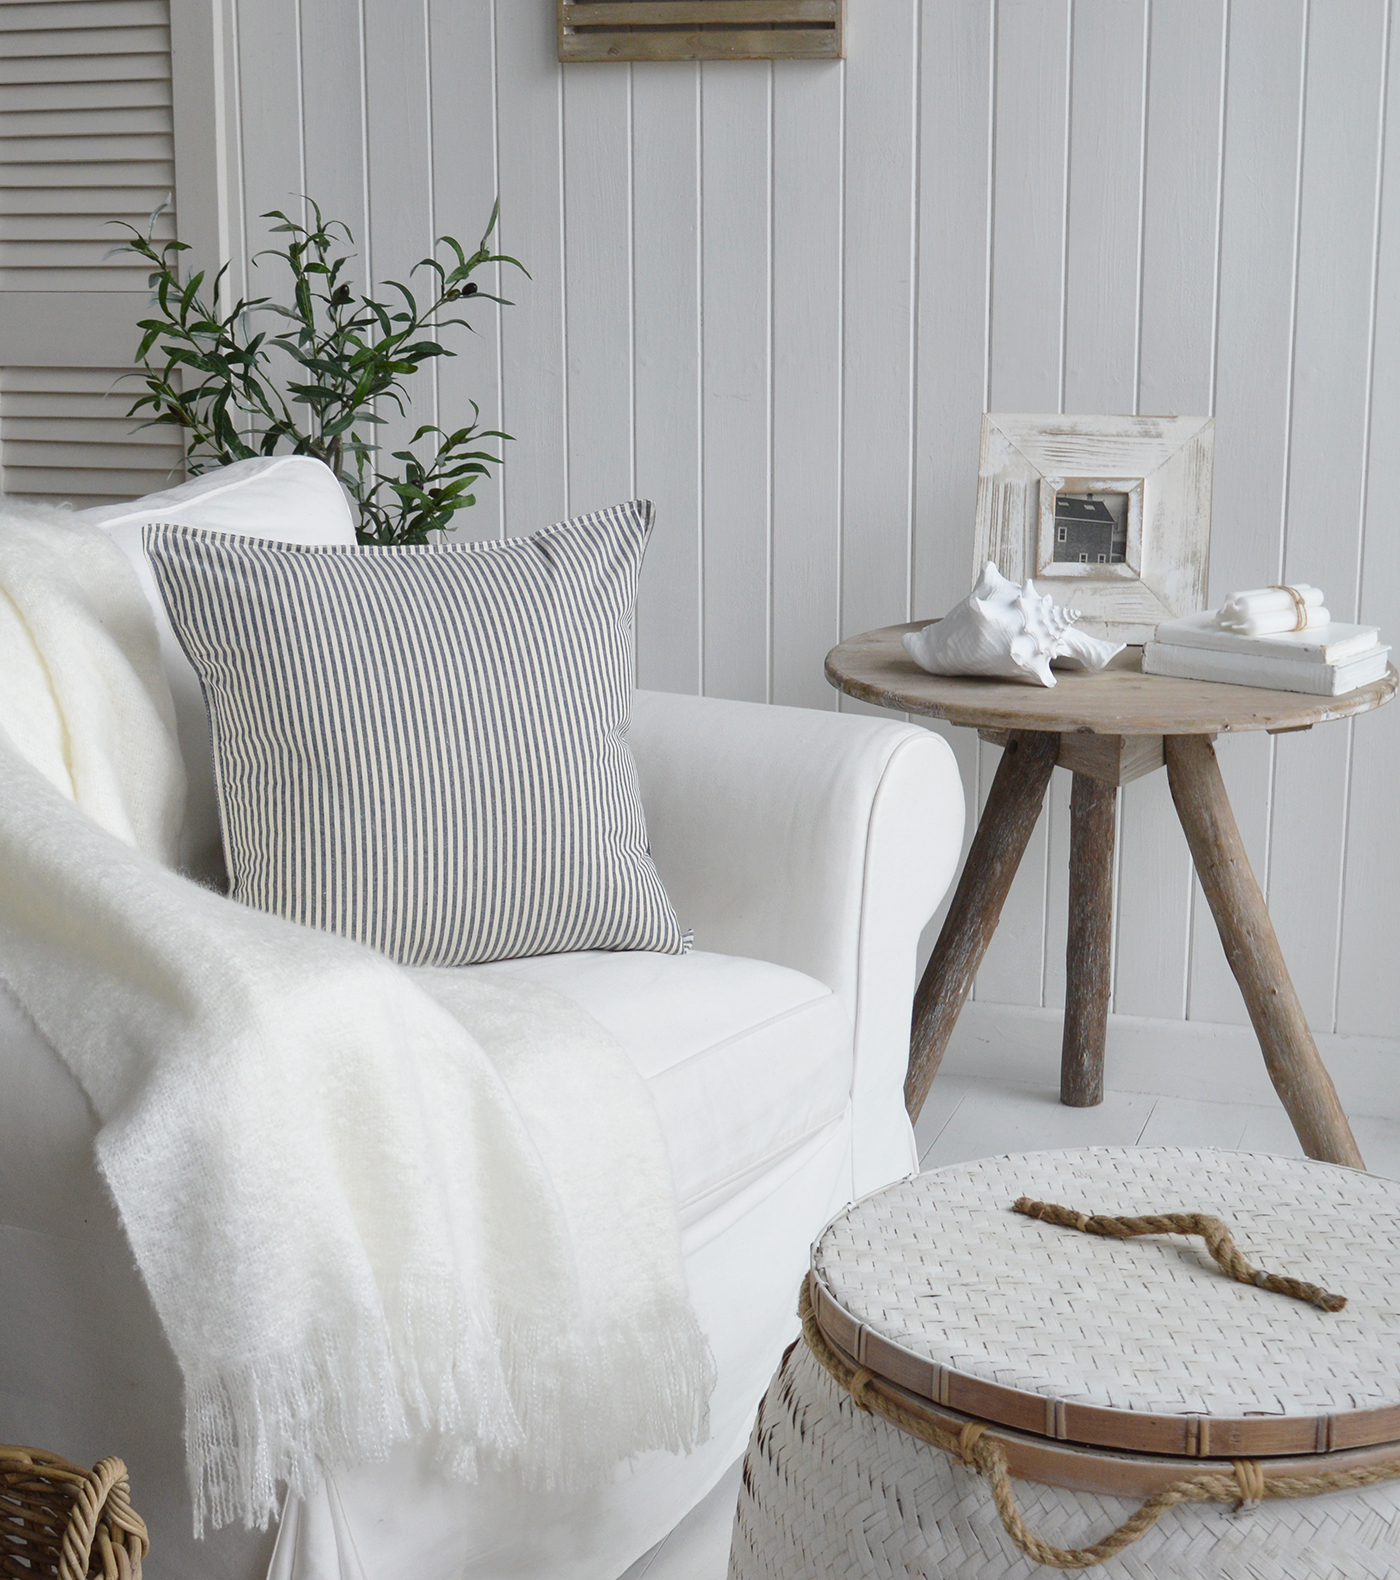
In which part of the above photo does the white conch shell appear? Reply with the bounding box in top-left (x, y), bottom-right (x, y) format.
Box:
top-left (902, 563), bottom-right (1125, 688)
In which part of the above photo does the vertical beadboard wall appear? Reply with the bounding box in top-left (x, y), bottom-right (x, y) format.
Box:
top-left (210, 0), bottom-right (1398, 1048)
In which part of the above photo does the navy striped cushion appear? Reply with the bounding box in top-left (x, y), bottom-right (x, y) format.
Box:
top-left (143, 502), bottom-right (684, 966)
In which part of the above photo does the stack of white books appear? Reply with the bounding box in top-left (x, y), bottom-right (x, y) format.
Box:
top-left (1144, 609), bottom-right (1390, 697)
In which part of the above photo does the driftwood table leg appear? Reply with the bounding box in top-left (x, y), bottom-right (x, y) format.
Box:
top-left (906, 730), bottom-right (1059, 1122)
top-left (1061, 774), bottom-right (1116, 1108)
top-left (1164, 734), bottom-right (1364, 1169)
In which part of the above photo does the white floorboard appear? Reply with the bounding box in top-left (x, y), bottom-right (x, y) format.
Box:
top-left (1133, 1095), bottom-right (1252, 1150)
top-left (918, 1080), bottom-right (1159, 1171)
top-left (618, 1072), bottom-right (1400, 1577)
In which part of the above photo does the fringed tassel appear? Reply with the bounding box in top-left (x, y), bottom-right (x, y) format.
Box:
top-left (184, 1282), bottom-right (714, 1532)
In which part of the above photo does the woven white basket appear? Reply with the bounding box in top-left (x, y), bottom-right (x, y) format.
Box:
top-left (729, 1147), bottom-right (1400, 1578)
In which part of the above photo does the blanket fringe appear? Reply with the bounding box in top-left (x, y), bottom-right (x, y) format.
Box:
top-left (186, 1287), bottom-right (715, 1533)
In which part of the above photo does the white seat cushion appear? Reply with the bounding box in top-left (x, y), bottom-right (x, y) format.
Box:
top-left (490, 949), bottom-right (854, 1222)
top-left (1, 949), bottom-right (852, 1234)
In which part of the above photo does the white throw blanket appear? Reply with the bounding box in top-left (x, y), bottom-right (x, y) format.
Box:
top-left (0, 504), bottom-right (713, 1533)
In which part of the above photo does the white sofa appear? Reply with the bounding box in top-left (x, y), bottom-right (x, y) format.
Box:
top-left (0, 459), bottom-right (966, 1580)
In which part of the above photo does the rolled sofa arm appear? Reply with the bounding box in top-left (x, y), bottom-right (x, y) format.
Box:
top-left (628, 690), bottom-right (965, 1192)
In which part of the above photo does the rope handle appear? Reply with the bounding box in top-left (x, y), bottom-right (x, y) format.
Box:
top-left (797, 1275), bottom-right (1399, 1572)
top-left (1012, 1198), bottom-right (1347, 1312)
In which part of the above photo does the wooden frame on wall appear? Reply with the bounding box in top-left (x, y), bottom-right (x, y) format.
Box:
top-left (558, 1), bottom-right (844, 63)
top-left (972, 413), bottom-right (1215, 643)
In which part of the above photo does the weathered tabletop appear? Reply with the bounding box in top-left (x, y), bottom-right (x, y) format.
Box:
top-left (826, 621), bottom-right (1398, 736)
top-left (825, 621), bottom-right (1397, 1172)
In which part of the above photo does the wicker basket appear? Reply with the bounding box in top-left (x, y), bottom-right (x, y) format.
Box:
top-left (730, 1147), bottom-right (1400, 1578)
top-left (0, 1446), bottom-right (148, 1580)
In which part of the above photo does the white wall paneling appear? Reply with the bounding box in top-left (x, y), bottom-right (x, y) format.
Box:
top-left (296, 0), bottom-right (368, 304)
top-left (700, 59), bottom-right (771, 702)
top-left (838, 0), bottom-right (917, 653)
top-left (562, 62), bottom-right (633, 518)
top-left (770, 57), bottom-right (841, 713)
top-left (632, 61), bottom-right (702, 693)
top-left (495, 0), bottom-right (568, 536)
top-left (1339, 0), bottom-right (1400, 1041)
top-left (425, 0), bottom-right (504, 539)
top-left (362, 0), bottom-right (435, 466)
top-left (32, 0), bottom-right (1400, 1060)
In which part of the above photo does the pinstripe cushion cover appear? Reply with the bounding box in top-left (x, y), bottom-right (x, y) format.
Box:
top-left (143, 502), bottom-right (685, 966)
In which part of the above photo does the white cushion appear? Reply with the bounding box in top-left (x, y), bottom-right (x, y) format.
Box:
top-left (491, 949), bottom-right (854, 1222)
top-left (77, 453), bottom-right (356, 538)
top-left (75, 457), bottom-right (358, 878)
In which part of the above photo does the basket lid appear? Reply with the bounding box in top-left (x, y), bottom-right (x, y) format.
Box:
top-left (810, 1147), bottom-right (1400, 1459)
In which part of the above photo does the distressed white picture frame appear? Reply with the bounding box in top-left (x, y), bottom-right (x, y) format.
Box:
top-left (973, 413), bottom-right (1214, 642)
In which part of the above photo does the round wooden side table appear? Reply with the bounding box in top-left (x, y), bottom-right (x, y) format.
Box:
top-left (825, 625), bottom-right (1397, 1170)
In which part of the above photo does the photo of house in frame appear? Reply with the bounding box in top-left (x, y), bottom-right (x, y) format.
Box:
top-left (1053, 493), bottom-right (1129, 565)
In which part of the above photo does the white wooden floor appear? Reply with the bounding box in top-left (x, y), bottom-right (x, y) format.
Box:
top-left (620, 1072), bottom-right (1400, 1580)
top-left (913, 1074), bottom-right (1400, 1178)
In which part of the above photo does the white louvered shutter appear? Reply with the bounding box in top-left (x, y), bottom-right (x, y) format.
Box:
top-left (0, 0), bottom-right (185, 503)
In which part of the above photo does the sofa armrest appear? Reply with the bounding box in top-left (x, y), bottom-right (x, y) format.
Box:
top-left (628, 690), bottom-right (965, 1192)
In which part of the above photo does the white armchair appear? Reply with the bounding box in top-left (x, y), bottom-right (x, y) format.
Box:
top-left (629, 688), bottom-right (965, 1195)
top-left (0, 461), bottom-right (965, 1580)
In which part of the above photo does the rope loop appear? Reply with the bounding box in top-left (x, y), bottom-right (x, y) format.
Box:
top-left (957, 1421), bottom-right (988, 1466)
top-left (1233, 1458), bottom-right (1266, 1508)
top-left (847, 1367), bottom-right (876, 1412)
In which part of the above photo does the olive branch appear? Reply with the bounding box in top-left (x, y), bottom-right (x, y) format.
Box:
top-left (111, 198), bottom-right (527, 546)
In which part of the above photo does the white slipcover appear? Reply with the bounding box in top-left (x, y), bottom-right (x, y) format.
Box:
top-left (0, 461), bottom-right (966, 1579)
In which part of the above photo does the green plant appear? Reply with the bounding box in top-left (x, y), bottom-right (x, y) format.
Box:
top-left (112, 200), bottom-right (527, 546)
